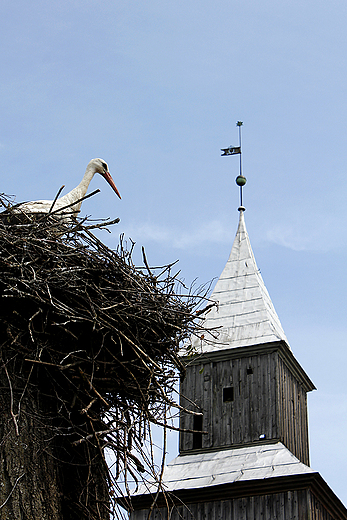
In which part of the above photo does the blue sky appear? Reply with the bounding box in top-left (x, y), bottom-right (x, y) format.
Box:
top-left (1, 0), bottom-right (347, 506)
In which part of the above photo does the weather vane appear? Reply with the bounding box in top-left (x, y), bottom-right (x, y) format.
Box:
top-left (221, 121), bottom-right (247, 209)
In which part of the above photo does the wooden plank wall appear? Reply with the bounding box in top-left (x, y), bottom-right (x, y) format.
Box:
top-left (130, 489), bottom-right (321, 520)
top-left (310, 492), bottom-right (337, 520)
top-left (277, 356), bottom-right (310, 465)
top-left (180, 352), bottom-right (281, 452)
top-left (180, 350), bottom-right (310, 464)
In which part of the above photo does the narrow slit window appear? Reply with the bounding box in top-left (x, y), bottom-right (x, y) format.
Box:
top-left (223, 386), bottom-right (234, 402)
top-left (192, 414), bottom-right (203, 449)
top-left (247, 367), bottom-right (253, 375)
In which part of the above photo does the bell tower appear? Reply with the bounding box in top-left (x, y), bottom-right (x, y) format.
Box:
top-left (128, 125), bottom-right (347, 520)
top-left (179, 206), bottom-right (314, 467)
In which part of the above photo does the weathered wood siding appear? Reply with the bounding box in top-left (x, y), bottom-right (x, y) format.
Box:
top-left (310, 492), bottom-right (336, 520)
top-left (180, 349), bottom-right (310, 465)
top-left (277, 356), bottom-right (310, 465)
top-left (180, 352), bottom-right (280, 452)
top-left (130, 489), bottom-right (331, 520)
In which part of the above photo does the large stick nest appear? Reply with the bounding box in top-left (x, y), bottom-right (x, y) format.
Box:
top-left (0, 194), bottom-right (208, 517)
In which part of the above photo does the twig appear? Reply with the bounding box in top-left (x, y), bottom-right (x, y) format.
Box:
top-left (3, 363), bottom-right (19, 436)
top-left (142, 246), bottom-right (154, 279)
top-left (48, 185), bottom-right (65, 213)
top-left (0, 473), bottom-right (25, 509)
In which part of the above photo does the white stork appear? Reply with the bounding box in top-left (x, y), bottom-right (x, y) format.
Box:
top-left (16, 158), bottom-right (121, 219)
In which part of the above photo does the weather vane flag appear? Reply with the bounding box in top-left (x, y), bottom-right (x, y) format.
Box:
top-left (221, 121), bottom-right (247, 209)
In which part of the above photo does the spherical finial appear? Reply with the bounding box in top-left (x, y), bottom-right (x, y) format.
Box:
top-left (236, 175), bottom-right (247, 187)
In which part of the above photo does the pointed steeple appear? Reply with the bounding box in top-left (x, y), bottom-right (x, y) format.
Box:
top-left (128, 129), bottom-right (347, 520)
top-left (192, 208), bottom-right (288, 352)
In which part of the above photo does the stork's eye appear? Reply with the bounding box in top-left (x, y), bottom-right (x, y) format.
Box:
top-left (101, 162), bottom-right (107, 170)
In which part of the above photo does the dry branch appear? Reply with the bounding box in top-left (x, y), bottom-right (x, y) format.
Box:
top-left (0, 194), bottom-right (209, 519)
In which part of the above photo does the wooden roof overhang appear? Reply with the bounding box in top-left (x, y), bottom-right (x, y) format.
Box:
top-left (127, 472), bottom-right (347, 520)
top-left (183, 340), bottom-right (316, 393)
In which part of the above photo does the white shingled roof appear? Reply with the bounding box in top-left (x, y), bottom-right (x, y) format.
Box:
top-left (191, 209), bottom-right (289, 353)
top-left (133, 442), bottom-right (314, 495)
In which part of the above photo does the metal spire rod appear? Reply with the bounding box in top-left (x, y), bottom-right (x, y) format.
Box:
top-left (235, 121), bottom-right (246, 210)
top-left (237, 121), bottom-right (243, 177)
top-left (220, 120), bottom-right (246, 210)
top-left (236, 121), bottom-right (244, 207)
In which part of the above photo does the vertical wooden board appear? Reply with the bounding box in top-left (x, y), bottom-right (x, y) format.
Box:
top-left (190, 364), bottom-right (200, 450)
top-left (239, 357), bottom-right (246, 442)
top-left (266, 353), bottom-right (273, 439)
top-left (289, 370), bottom-right (296, 458)
top-left (205, 499), bottom-right (214, 520)
top-left (275, 491), bottom-right (285, 519)
top-left (253, 354), bottom-right (260, 440)
top-left (242, 356), bottom-right (251, 443)
top-left (277, 357), bottom-right (284, 440)
top-left (153, 508), bottom-right (162, 520)
top-left (179, 365), bottom-right (193, 452)
top-left (247, 495), bottom-right (255, 520)
top-left (184, 503), bottom-right (192, 520)
top-left (260, 354), bottom-right (267, 440)
top-left (276, 492), bottom-right (285, 519)
top-left (256, 353), bottom-right (272, 441)
top-left (257, 354), bottom-right (264, 440)
top-left (220, 358), bottom-right (233, 446)
top-left (239, 356), bottom-right (246, 444)
top-left (275, 353), bottom-right (282, 441)
top-left (210, 361), bottom-right (219, 447)
top-left (293, 489), bottom-right (299, 519)
top-left (233, 357), bottom-right (242, 444)
top-left (172, 505), bottom-right (179, 520)
top-left (287, 490), bottom-right (294, 519)
top-left (256, 354), bottom-right (263, 439)
top-left (279, 360), bottom-right (290, 454)
top-left (251, 356), bottom-right (258, 440)
top-left (265, 494), bottom-right (273, 520)
top-left (271, 353), bottom-right (278, 437)
top-left (215, 498), bottom-right (222, 520)
top-left (291, 371), bottom-right (297, 454)
top-left (277, 357), bottom-right (310, 465)
top-left (298, 489), bottom-right (309, 520)
top-left (221, 499), bottom-right (231, 519)
top-left (247, 355), bottom-right (254, 440)
top-left (214, 360), bottom-right (221, 448)
top-left (303, 392), bottom-right (310, 464)
top-left (185, 503), bottom-right (195, 519)
top-left (241, 496), bottom-right (247, 520)
top-left (283, 361), bottom-right (289, 448)
top-left (281, 491), bottom-right (287, 519)
top-left (202, 362), bottom-right (212, 448)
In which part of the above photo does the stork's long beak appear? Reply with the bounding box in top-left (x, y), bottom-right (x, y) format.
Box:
top-left (102, 171), bottom-right (121, 199)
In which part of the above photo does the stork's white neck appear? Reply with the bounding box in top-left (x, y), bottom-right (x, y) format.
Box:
top-left (59, 163), bottom-right (98, 214)
top-left (76, 163), bottom-right (97, 194)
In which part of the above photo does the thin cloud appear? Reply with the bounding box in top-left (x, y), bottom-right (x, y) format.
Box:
top-left (265, 214), bottom-right (345, 252)
top-left (124, 220), bottom-right (233, 250)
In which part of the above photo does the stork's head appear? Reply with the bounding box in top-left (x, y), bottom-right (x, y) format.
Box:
top-left (88, 158), bottom-right (121, 199)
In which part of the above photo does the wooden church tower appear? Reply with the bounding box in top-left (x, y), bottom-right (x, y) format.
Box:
top-left (128, 134), bottom-right (347, 519)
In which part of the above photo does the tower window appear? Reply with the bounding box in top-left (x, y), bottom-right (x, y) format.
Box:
top-left (192, 414), bottom-right (203, 449)
top-left (246, 367), bottom-right (253, 375)
top-left (223, 386), bottom-right (234, 402)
